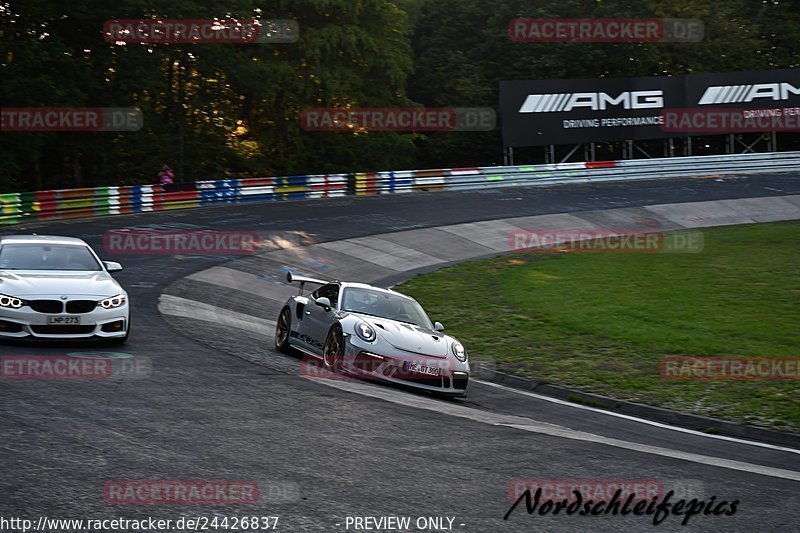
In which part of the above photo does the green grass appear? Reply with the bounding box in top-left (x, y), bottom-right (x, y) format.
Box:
top-left (397, 221), bottom-right (800, 433)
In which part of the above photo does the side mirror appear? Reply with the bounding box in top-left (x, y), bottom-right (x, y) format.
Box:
top-left (434, 321), bottom-right (445, 332)
top-left (104, 261), bottom-right (123, 273)
top-left (315, 296), bottom-right (332, 311)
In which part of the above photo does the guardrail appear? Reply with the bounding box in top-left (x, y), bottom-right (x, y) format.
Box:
top-left (1, 151), bottom-right (798, 226)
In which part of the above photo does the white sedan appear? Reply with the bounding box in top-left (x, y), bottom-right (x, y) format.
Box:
top-left (0, 235), bottom-right (129, 344)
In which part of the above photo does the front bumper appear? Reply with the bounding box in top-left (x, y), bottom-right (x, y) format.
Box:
top-left (0, 303), bottom-right (129, 340)
top-left (341, 334), bottom-right (469, 396)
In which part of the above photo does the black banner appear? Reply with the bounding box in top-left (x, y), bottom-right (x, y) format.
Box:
top-left (500, 69), bottom-right (800, 147)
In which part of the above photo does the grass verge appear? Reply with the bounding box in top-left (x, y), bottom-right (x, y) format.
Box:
top-left (397, 221), bottom-right (800, 433)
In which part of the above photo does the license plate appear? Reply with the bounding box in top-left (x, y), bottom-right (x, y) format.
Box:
top-left (403, 361), bottom-right (440, 376)
top-left (47, 316), bottom-right (81, 325)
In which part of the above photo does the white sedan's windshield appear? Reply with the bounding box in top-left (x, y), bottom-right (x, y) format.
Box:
top-left (342, 287), bottom-right (433, 329)
top-left (0, 244), bottom-right (102, 271)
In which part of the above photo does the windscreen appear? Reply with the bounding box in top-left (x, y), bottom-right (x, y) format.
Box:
top-left (0, 243), bottom-right (102, 271)
top-left (341, 287), bottom-right (433, 329)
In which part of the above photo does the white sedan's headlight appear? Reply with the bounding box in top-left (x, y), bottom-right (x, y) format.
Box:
top-left (0, 293), bottom-right (25, 309)
top-left (452, 342), bottom-right (467, 362)
top-left (355, 321), bottom-right (376, 342)
top-left (98, 294), bottom-right (127, 309)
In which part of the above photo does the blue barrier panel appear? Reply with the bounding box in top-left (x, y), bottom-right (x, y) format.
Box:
top-left (196, 179), bottom-right (242, 205)
top-left (275, 175), bottom-right (308, 201)
top-left (128, 186), bottom-right (144, 212)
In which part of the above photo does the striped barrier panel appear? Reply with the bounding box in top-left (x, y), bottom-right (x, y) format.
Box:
top-left (354, 173), bottom-right (379, 195)
top-left (275, 175), bottom-right (308, 201)
top-left (238, 177), bottom-right (276, 203)
top-left (414, 169), bottom-right (446, 191)
top-left (162, 185), bottom-right (200, 210)
top-left (93, 187), bottom-right (119, 217)
top-left (0, 193), bottom-right (22, 225)
top-left (308, 174), bottom-right (348, 198)
top-left (123, 185), bottom-right (155, 213)
top-left (325, 174), bottom-right (348, 197)
top-left (1, 151), bottom-right (797, 226)
top-left (35, 190), bottom-right (58, 220)
top-left (18, 192), bottom-right (36, 222)
top-left (197, 179), bottom-right (241, 206)
top-left (378, 171), bottom-right (414, 193)
top-left (446, 167), bottom-right (483, 190)
top-left (59, 188), bottom-right (98, 219)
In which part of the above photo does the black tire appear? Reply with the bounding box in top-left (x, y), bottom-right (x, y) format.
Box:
top-left (322, 325), bottom-right (344, 372)
top-left (275, 307), bottom-right (292, 353)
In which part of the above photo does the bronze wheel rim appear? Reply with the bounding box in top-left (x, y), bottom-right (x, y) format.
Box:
top-left (275, 310), bottom-right (289, 347)
top-left (323, 329), bottom-right (341, 369)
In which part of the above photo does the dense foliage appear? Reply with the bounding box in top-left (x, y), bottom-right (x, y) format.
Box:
top-left (1, 0), bottom-right (798, 191)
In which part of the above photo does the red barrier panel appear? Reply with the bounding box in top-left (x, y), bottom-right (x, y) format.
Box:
top-left (35, 191), bottom-right (58, 219)
top-left (152, 184), bottom-right (164, 211)
top-left (355, 173), bottom-right (379, 195)
top-left (586, 161), bottom-right (617, 169)
top-left (117, 186), bottom-right (133, 214)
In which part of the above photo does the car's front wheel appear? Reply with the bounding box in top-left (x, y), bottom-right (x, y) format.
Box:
top-left (322, 325), bottom-right (343, 372)
top-left (275, 307), bottom-right (292, 353)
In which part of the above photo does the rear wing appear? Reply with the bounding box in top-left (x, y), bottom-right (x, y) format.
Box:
top-left (286, 270), bottom-right (327, 295)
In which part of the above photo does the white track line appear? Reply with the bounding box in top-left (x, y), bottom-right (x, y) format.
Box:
top-left (158, 294), bottom-right (276, 334)
top-left (475, 380), bottom-right (800, 455)
top-left (320, 377), bottom-right (800, 482)
top-left (159, 295), bottom-right (800, 464)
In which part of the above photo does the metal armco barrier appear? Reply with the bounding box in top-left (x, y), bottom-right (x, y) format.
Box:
top-left (1, 152), bottom-right (798, 226)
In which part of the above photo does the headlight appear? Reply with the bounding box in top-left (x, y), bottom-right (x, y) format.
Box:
top-left (98, 294), bottom-right (126, 309)
top-left (355, 321), bottom-right (376, 342)
top-left (0, 293), bottom-right (25, 309)
top-left (452, 342), bottom-right (467, 362)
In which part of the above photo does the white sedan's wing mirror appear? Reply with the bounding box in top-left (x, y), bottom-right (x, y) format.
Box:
top-left (434, 321), bottom-right (445, 332)
top-left (104, 261), bottom-right (123, 273)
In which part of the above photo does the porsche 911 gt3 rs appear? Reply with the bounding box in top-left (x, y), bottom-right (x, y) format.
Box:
top-left (0, 235), bottom-right (129, 343)
top-left (275, 271), bottom-right (469, 396)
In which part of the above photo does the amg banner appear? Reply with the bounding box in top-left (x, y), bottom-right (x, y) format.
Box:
top-left (500, 69), bottom-right (800, 146)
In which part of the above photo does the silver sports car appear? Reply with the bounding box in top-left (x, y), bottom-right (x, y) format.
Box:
top-left (275, 271), bottom-right (469, 396)
top-left (0, 235), bottom-right (130, 343)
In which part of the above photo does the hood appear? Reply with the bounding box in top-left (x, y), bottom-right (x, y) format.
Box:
top-left (359, 315), bottom-right (449, 357)
top-left (0, 270), bottom-right (123, 298)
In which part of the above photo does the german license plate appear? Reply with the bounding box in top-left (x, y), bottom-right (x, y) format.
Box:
top-left (48, 316), bottom-right (81, 325)
top-left (403, 361), bottom-right (440, 376)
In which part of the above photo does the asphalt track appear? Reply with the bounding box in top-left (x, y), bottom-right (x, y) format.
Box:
top-left (1, 173), bottom-right (800, 532)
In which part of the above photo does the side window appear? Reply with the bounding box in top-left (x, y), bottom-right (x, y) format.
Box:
top-left (316, 284), bottom-right (339, 308)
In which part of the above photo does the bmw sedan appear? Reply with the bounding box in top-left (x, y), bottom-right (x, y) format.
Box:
top-left (0, 235), bottom-right (129, 344)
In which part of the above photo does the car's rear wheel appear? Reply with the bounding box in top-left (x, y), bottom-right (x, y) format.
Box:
top-left (322, 325), bottom-right (343, 372)
top-left (275, 307), bottom-right (292, 353)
